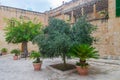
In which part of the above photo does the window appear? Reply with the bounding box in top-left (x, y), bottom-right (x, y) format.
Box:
top-left (10, 20), bottom-right (15, 27)
top-left (116, 0), bottom-right (120, 17)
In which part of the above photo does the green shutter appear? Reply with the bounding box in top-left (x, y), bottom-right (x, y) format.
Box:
top-left (116, 0), bottom-right (120, 17)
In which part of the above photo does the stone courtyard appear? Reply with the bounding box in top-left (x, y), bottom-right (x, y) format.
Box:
top-left (0, 54), bottom-right (120, 80)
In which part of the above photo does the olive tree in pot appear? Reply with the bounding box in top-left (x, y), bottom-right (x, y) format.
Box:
top-left (69, 44), bottom-right (99, 75)
top-left (11, 49), bottom-right (20, 60)
top-left (30, 51), bottom-right (42, 71)
top-left (1, 48), bottom-right (8, 55)
top-left (33, 18), bottom-right (72, 71)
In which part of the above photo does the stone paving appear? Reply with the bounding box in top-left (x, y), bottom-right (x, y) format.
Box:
top-left (0, 54), bottom-right (120, 80)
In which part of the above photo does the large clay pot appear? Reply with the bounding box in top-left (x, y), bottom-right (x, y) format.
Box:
top-left (76, 66), bottom-right (88, 75)
top-left (33, 63), bottom-right (42, 71)
top-left (2, 52), bottom-right (7, 55)
top-left (13, 56), bottom-right (18, 60)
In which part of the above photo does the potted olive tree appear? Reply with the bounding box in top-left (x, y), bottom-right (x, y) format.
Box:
top-left (30, 51), bottom-right (42, 71)
top-left (11, 49), bottom-right (20, 60)
top-left (1, 48), bottom-right (8, 55)
top-left (69, 44), bottom-right (99, 75)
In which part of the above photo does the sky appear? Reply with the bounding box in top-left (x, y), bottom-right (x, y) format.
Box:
top-left (0, 0), bottom-right (71, 12)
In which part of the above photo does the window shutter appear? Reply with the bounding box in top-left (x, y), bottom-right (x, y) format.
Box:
top-left (116, 0), bottom-right (120, 17)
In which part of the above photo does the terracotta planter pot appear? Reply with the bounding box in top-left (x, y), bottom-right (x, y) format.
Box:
top-left (2, 52), bottom-right (7, 55)
top-left (33, 63), bottom-right (42, 71)
top-left (100, 14), bottom-right (105, 18)
top-left (13, 56), bottom-right (18, 60)
top-left (76, 66), bottom-right (88, 75)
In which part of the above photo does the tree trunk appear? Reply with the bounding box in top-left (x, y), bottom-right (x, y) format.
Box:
top-left (36, 57), bottom-right (40, 63)
top-left (63, 53), bottom-right (66, 67)
top-left (21, 43), bottom-right (24, 52)
top-left (80, 59), bottom-right (86, 64)
top-left (22, 42), bottom-right (28, 58)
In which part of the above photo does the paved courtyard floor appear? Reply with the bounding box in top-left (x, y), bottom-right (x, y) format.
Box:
top-left (0, 54), bottom-right (120, 80)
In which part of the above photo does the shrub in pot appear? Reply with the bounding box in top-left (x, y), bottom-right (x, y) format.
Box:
top-left (30, 51), bottom-right (42, 71)
top-left (11, 49), bottom-right (20, 60)
top-left (69, 44), bottom-right (99, 75)
top-left (1, 48), bottom-right (8, 55)
top-left (99, 10), bottom-right (108, 18)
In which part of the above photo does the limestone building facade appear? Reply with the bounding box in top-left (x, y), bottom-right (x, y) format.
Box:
top-left (0, 0), bottom-right (120, 58)
top-left (48, 0), bottom-right (120, 58)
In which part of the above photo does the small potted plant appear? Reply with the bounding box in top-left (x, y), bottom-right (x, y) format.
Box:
top-left (99, 10), bottom-right (108, 18)
top-left (11, 49), bottom-right (20, 60)
top-left (30, 51), bottom-right (42, 71)
top-left (1, 48), bottom-right (8, 55)
top-left (69, 44), bottom-right (99, 75)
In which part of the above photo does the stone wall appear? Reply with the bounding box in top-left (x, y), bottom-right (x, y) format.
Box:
top-left (107, 0), bottom-right (120, 56)
top-left (50, 0), bottom-right (120, 58)
top-left (0, 0), bottom-right (120, 58)
top-left (92, 0), bottom-right (120, 59)
top-left (91, 19), bottom-right (109, 57)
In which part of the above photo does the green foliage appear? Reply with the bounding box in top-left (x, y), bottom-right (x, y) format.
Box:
top-left (71, 16), bottom-right (97, 45)
top-left (33, 18), bottom-right (71, 57)
top-left (4, 18), bottom-right (42, 56)
top-left (99, 10), bottom-right (109, 18)
top-left (30, 51), bottom-right (41, 63)
top-left (33, 18), bottom-right (71, 65)
top-left (11, 49), bottom-right (20, 56)
top-left (33, 17), bottom-right (98, 65)
top-left (4, 18), bottom-right (42, 43)
top-left (69, 44), bottom-right (99, 66)
top-left (1, 48), bottom-right (8, 53)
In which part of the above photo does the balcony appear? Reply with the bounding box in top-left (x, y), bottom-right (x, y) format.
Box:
top-left (63, 0), bottom-right (108, 22)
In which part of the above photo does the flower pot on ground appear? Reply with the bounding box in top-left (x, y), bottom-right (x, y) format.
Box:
top-left (1, 48), bottom-right (8, 55)
top-left (30, 51), bottom-right (42, 71)
top-left (69, 44), bottom-right (99, 75)
top-left (76, 62), bottom-right (89, 75)
top-left (11, 49), bottom-right (20, 60)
